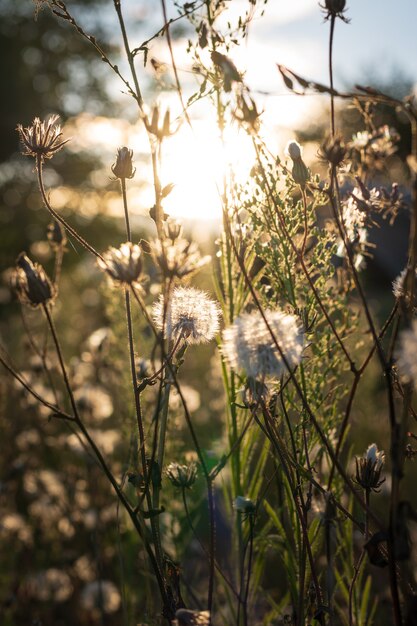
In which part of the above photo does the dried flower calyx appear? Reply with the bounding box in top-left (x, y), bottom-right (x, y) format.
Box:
top-left (354, 444), bottom-right (385, 492)
top-left (98, 242), bottom-right (143, 287)
top-left (17, 115), bottom-right (69, 160)
top-left (166, 462), bottom-right (197, 489)
top-left (111, 147), bottom-right (135, 180)
top-left (151, 236), bottom-right (210, 280)
top-left (143, 106), bottom-right (179, 141)
top-left (12, 253), bottom-right (55, 308)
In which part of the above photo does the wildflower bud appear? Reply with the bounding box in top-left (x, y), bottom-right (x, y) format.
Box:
top-left (165, 218), bottom-right (183, 242)
top-left (320, 134), bottom-right (346, 166)
top-left (98, 242), bottom-right (143, 287)
top-left (111, 147), bottom-right (135, 180)
top-left (233, 496), bottom-right (256, 516)
top-left (286, 140), bottom-right (302, 161)
top-left (286, 140), bottom-right (309, 187)
top-left (166, 462), bottom-right (197, 489)
top-left (354, 443), bottom-right (385, 492)
top-left (12, 253), bottom-right (55, 308)
top-left (47, 220), bottom-right (67, 249)
top-left (16, 115), bottom-right (69, 161)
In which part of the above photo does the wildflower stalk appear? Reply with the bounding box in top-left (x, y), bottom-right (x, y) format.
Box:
top-left (42, 301), bottom-right (174, 617)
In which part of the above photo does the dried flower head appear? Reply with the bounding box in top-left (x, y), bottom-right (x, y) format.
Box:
top-left (175, 609), bottom-right (211, 626)
top-left (222, 309), bottom-right (304, 380)
top-left (153, 287), bottom-right (221, 344)
top-left (166, 462), bottom-right (197, 489)
top-left (396, 321), bottom-right (417, 386)
top-left (285, 140), bottom-right (309, 187)
top-left (354, 443), bottom-right (385, 492)
top-left (17, 115), bottom-right (69, 161)
top-left (111, 147), bottom-right (135, 179)
top-left (152, 237), bottom-right (210, 279)
top-left (12, 253), bottom-right (55, 308)
top-left (98, 242), bottom-right (143, 287)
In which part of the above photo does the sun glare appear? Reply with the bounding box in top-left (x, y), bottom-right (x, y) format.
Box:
top-left (67, 91), bottom-right (321, 225)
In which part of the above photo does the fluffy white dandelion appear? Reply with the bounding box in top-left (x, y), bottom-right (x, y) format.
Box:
top-left (396, 320), bottom-right (417, 386)
top-left (222, 309), bottom-right (304, 380)
top-left (153, 286), bottom-right (221, 344)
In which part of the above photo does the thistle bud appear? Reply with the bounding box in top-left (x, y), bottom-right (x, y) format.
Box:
top-left (47, 220), bottom-right (67, 249)
top-left (111, 147), bottom-right (135, 180)
top-left (354, 443), bottom-right (385, 492)
top-left (233, 496), bottom-right (256, 517)
top-left (325, 0), bottom-right (346, 12)
top-left (166, 462), bottom-right (197, 489)
top-left (320, 134), bottom-right (346, 166)
top-left (12, 253), bottom-right (55, 308)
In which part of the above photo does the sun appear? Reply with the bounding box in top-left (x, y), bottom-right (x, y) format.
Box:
top-left (160, 120), bottom-right (256, 223)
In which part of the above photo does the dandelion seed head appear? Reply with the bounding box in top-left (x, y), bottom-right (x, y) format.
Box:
top-left (153, 286), bottom-right (221, 344)
top-left (222, 309), bottom-right (304, 380)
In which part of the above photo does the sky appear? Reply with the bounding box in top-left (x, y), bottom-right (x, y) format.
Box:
top-left (68, 0), bottom-right (417, 224)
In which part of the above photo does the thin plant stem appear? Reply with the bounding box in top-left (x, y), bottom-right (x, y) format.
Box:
top-left (36, 156), bottom-right (104, 262)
